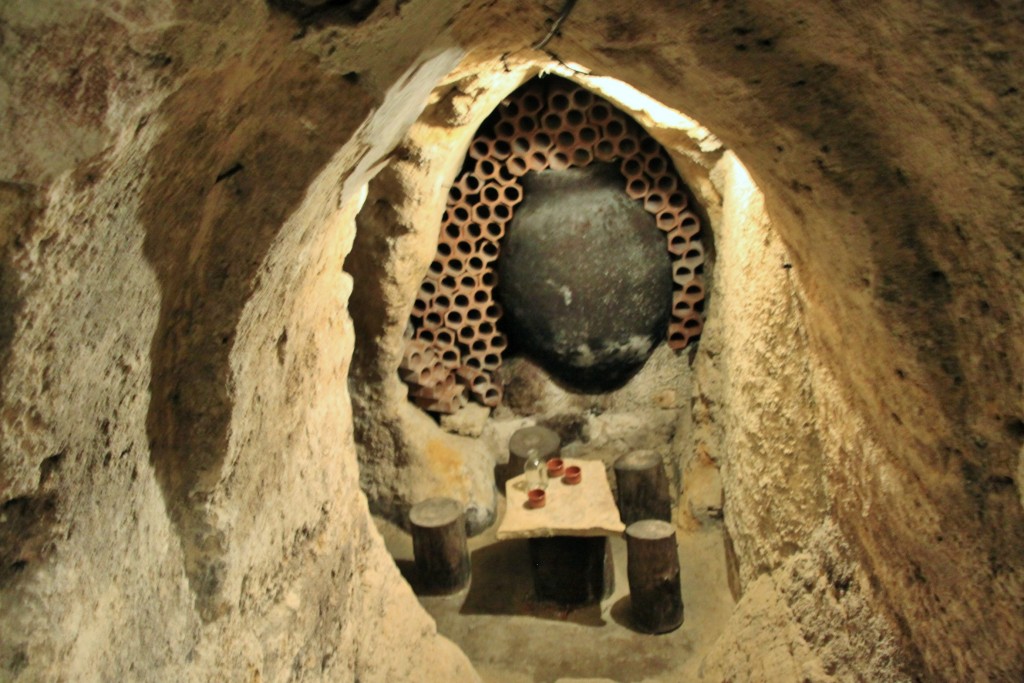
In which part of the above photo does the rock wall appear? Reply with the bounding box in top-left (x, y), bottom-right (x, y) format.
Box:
top-left (2, 0), bottom-right (1022, 681)
top-left (1, 1), bottom-right (478, 680)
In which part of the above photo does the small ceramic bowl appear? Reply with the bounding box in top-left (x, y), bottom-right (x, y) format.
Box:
top-left (563, 465), bottom-right (582, 485)
top-left (546, 457), bottom-right (565, 478)
top-left (528, 489), bottom-right (547, 508)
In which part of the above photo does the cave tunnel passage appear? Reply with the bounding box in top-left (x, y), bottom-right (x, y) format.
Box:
top-left (354, 66), bottom-right (748, 681)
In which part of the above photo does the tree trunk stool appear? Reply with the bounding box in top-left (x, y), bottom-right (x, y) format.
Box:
top-left (528, 535), bottom-right (614, 604)
top-left (614, 451), bottom-right (672, 524)
top-left (626, 519), bottom-right (684, 633)
top-left (500, 425), bottom-right (561, 493)
top-left (409, 497), bottom-right (470, 595)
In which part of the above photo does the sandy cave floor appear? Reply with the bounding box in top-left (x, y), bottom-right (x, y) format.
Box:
top-left (374, 493), bottom-right (736, 683)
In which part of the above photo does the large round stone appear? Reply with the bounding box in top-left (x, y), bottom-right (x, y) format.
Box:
top-left (497, 163), bottom-right (672, 391)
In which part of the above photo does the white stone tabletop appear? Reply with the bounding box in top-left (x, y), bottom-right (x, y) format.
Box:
top-left (496, 459), bottom-right (626, 540)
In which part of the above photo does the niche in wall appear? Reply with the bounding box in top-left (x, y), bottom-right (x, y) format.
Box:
top-left (399, 76), bottom-right (708, 414)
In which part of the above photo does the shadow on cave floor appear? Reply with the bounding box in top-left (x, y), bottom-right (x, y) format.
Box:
top-left (374, 497), bottom-right (735, 683)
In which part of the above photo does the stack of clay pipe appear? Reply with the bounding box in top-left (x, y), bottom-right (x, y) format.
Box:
top-left (402, 79), bottom-right (707, 414)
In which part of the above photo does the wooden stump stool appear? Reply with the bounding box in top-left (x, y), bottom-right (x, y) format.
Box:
top-left (626, 519), bottom-right (684, 633)
top-left (409, 497), bottom-right (470, 595)
top-left (614, 451), bottom-right (672, 524)
top-left (500, 425), bottom-right (561, 492)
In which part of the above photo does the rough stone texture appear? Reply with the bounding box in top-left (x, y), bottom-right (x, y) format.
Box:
top-left (2, 0), bottom-right (1023, 681)
top-left (498, 164), bottom-right (672, 391)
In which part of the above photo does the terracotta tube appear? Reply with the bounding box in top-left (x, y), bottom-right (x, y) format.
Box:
top-left (471, 287), bottom-right (490, 305)
top-left (542, 112), bottom-right (563, 132)
top-left (480, 384), bottom-right (502, 408)
top-left (494, 164), bottom-right (517, 185)
top-left (571, 88), bottom-right (594, 109)
top-left (666, 226), bottom-right (689, 255)
top-left (576, 124), bottom-right (599, 147)
top-left (493, 201), bottom-right (516, 223)
top-left (438, 275), bottom-right (457, 294)
top-left (507, 154), bottom-right (530, 176)
top-left (671, 290), bottom-right (693, 319)
top-left (453, 292), bottom-right (471, 309)
top-left (453, 238), bottom-right (474, 258)
top-left (454, 364), bottom-right (482, 386)
top-left (456, 172), bottom-right (482, 197)
top-left (464, 303), bottom-right (485, 323)
top-left (653, 173), bottom-right (677, 194)
top-left (483, 221), bottom-right (505, 241)
top-left (530, 131), bottom-right (554, 153)
top-left (444, 309), bottom-right (464, 328)
top-left (489, 333), bottom-right (509, 352)
top-left (638, 135), bottom-right (659, 157)
top-left (681, 281), bottom-right (705, 303)
top-left (621, 157), bottom-right (644, 178)
top-left (614, 135), bottom-right (638, 158)
top-left (448, 201), bottom-right (471, 226)
top-left (644, 154), bottom-right (668, 176)
top-left (480, 352), bottom-right (502, 372)
top-left (666, 321), bottom-right (689, 351)
top-left (476, 158), bottom-right (500, 181)
top-left (643, 191), bottom-right (667, 213)
top-left (475, 239), bottom-right (500, 263)
top-left (564, 108), bottom-right (586, 128)
top-left (555, 129), bottom-right (576, 152)
top-left (464, 222), bottom-right (483, 240)
top-left (457, 324), bottom-right (476, 343)
top-left (548, 151), bottom-right (571, 171)
top-left (447, 184), bottom-right (463, 204)
top-left (678, 211), bottom-right (701, 238)
top-left (516, 115), bottom-right (539, 135)
top-left (427, 258), bottom-right (445, 279)
top-left (502, 183), bottom-right (523, 206)
top-left (681, 241), bottom-right (704, 268)
top-left (526, 149), bottom-right (550, 172)
top-left (469, 137), bottom-right (492, 160)
top-left (587, 101), bottom-right (612, 127)
top-left (483, 303), bottom-right (503, 321)
top-left (656, 209), bottom-right (680, 232)
top-left (435, 328), bottom-right (456, 348)
top-left (498, 99), bottom-right (520, 121)
top-left (519, 91), bottom-right (544, 115)
top-left (441, 221), bottom-right (461, 242)
top-left (480, 184), bottom-right (501, 205)
top-left (491, 137), bottom-right (512, 161)
top-left (667, 191), bottom-right (688, 212)
top-left (465, 255), bottom-right (486, 272)
top-left (625, 175), bottom-right (650, 200)
top-left (548, 89), bottom-right (572, 112)
top-left (413, 327), bottom-right (435, 345)
top-left (494, 119), bottom-right (516, 140)
top-left (444, 257), bottom-right (465, 277)
top-left (511, 135), bottom-right (531, 155)
top-left (435, 276), bottom-right (457, 297)
top-left (479, 270), bottom-right (498, 289)
top-left (594, 139), bottom-right (617, 162)
top-left (603, 115), bottom-right (628, 141)
top-left (439, 345), bottom-right (461, 369)
top-left (411, 297), bottom-right (429, 318)
top-left (672, 260), bottom-right (695, 286)
top-left (571, 147), bottom-right (594, 167)
top-left (472, 203), bottom-right (492, 223)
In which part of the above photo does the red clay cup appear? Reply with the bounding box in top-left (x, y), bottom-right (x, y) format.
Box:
top-left (546, 457), bottom-right (565, 478)
top-left (528, 489), bottom-right (547, 508)
top-left (563, 466), bottom-right (582, 485)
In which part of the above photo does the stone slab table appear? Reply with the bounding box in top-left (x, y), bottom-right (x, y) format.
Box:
top-left (497, 459), bottom-right (625, 603)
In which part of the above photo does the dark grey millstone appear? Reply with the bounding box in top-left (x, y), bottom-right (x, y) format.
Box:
top-left (497, 163), bottom-right (671, 392)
